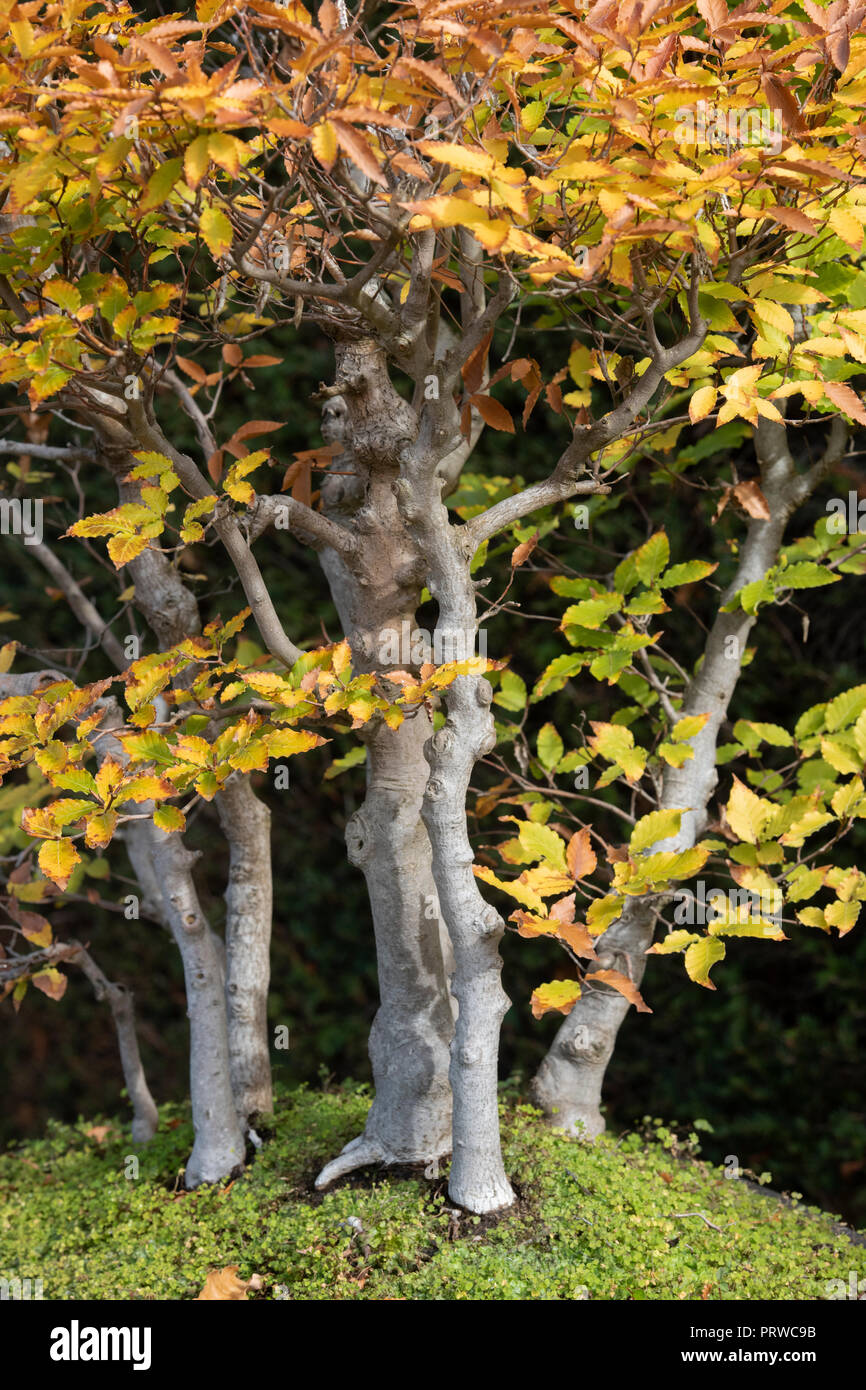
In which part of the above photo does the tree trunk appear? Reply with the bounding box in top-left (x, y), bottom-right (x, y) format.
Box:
top-left (312, 358), bottom-right (455, 1183)
top-left (532, 416), bottom-right (850, 1135)
top-left (147, 825), bottom-right (246, 1186)
top-left (316, 714), bottom-right (455, 1184)
top-left (397, 410), bottom-right (515, 1214)
top-left (72, 943), bottom-right (159, 1144)
top-left (217, 776), bottom-right (274, 1123)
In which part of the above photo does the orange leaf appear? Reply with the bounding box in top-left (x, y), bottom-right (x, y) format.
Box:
top-left (196, 1265), bottom-right (263, 1300)
top-left (589, 968), bottom-right (652, 1013)
top-left (511, 530), bottom-right (538, 569)
top-left (558, 920), bottom-right (599, 960)
top-left (823, 382), bottom-right (866, 427)
top-left (567, 828), bottom-right (597, 880)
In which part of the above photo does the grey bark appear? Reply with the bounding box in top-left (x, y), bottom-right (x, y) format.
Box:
top-left (532, 416), bottom-right (851, 1136)
top-left (298, 347), bottom-right (455, 1185)
top-left (217, 774), bottom-right (274, 1121)
top-left (146, 821), bottom-right (246, 1186)
top-left (71, 943), bottom-right (159, 1143)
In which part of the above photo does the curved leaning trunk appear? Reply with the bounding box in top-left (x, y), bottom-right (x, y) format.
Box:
top-left (532, 417), bottom-right (849, 1136)
top-left (217, 776), bottom-right (274, 1123)
top-left (396, 439), bottom-right (515, 1215)
top-left (421, 673), bottom-right (515, 1213)
top-left (72, 944), bottom-right (159, 1144)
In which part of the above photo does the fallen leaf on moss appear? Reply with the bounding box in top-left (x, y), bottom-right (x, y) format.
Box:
top-left (196, 1266), bottom-right (264, 1300)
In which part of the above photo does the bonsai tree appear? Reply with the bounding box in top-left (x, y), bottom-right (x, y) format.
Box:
top-left (1, 0), bottom-right (864, 1214)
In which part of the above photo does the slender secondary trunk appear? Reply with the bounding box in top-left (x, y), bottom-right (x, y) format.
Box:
top-left (532, 417), bottom-right (849, 1135)
top-left (310, 353), bottom-right (455, 1183)
top-left (101, 440), bottom-right (264, 1176)
top-left (72, 944), bottom-right (159, 1144)
top-left (216, 775), bottom-right (274, 1122)
top-left (147, 824), bottom-right (246, 1186)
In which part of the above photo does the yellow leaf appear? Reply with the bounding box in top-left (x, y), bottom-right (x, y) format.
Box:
top-left (199, 205), bottom-right (233, 259)
top-left (107, 534), bottom-right (149, 569)
top-left (207, 133), bottom-right (241, 178)
top-left (828, 208), bottom-right (864, 251)
top-left (531, 978), bottom-right (581, 1019)
top-left (311, 121), bottom-right (338, 170)
top-left (725, 777), bottom-right (772, 845)
top-left (684, 936), bottom-right (725, 990)
top-left (184, 134), bottom-right (211, 189)
top-left (37, 838), bottom-right (80, 891)
top-left (689, 384), bottom-right (717, 422)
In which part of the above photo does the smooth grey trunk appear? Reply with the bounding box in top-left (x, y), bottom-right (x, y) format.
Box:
top-left (397, 425), bottom-right (515, 1215)
top-left (532, 416), bottom-right (850, 1135)
top-left (216, 775), bottom-right (274, 1122)
top-left (72, 944), bottom-right (159, 1143)
top-left (104, 440), bottom-right (263, 1177)
top-left (147, 823), bottom-right (246, 1186)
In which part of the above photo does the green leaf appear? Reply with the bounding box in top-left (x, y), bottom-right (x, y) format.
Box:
top-left (537, 722), bottom-right (564, 771)
top-left (494, 670), bottom-right (527, 712)
top-left (660, 560), bottom-right (718, 587)
top-left (633, 531), bottom-right (669, 586)
top-left (324, 746), bottom-right (367, 780)
top-left (825, 685), bottom-right (866, 732)
top-left (630, 809), bottom-right (683, 854)
top-left (649, 930), bottom-right (699, 955)
top-left (518, 820), bottom-right (567, 871)
top-left (776, 562), bottom-right (840, 590)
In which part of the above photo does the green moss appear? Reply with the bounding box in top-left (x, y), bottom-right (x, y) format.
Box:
top-left (0, 1084), bottom-right (862, 1300)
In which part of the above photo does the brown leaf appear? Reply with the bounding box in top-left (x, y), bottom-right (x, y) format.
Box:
top-left (196, 1265), bottom-right (262, 1300)
top-left (207, 449), bottom-right (224, 485)
top-left (732, 479), bottom-right (771, 520)
top-left (222, 343), bottom-right (243, 368)
top-left (762, 205), bottom-right (818, 235)
top-left (471, 393), bottom-right (515, 433)
top-left (511, 530), bottom-right (538, 569)
top-left (589, 968), bottom-right (652, 1013)
top-left (31, 967), bottom-right (67, 1002)
top-left (760, 75), bottom-right (804, 133)
top-left (332, 120), bottom-right (387, 187)
top-left (85, 1125), bottom-right (112, 1143)
top-left (567, 828), bottom-right (597, 880)
top-left (230, 419), bottom-right (285, 446)
top-left (461, 332), bottom-right (493, 395)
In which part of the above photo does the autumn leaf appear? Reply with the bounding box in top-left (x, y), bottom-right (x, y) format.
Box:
top-left (470, 394), bottom-right (514, 433)
top-left (567, 828), bottom-right (597, 880)
top-left (37, 838), bottom-right (80, 891)
top-left (199, 205), bottom-right (233, 259)
top-left (196, 1266), bottom-right (264, 1300)
top-left (31, 967), bottom-right (68, 1001)
top-left (732, 480), bottom-right (771, 520)
top-left (531, 978), bottom-right (581, 1019)
top-left (511, 530), bottom-right (538, 569)
top-left (588, 968), bottom-right (651, 1013)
